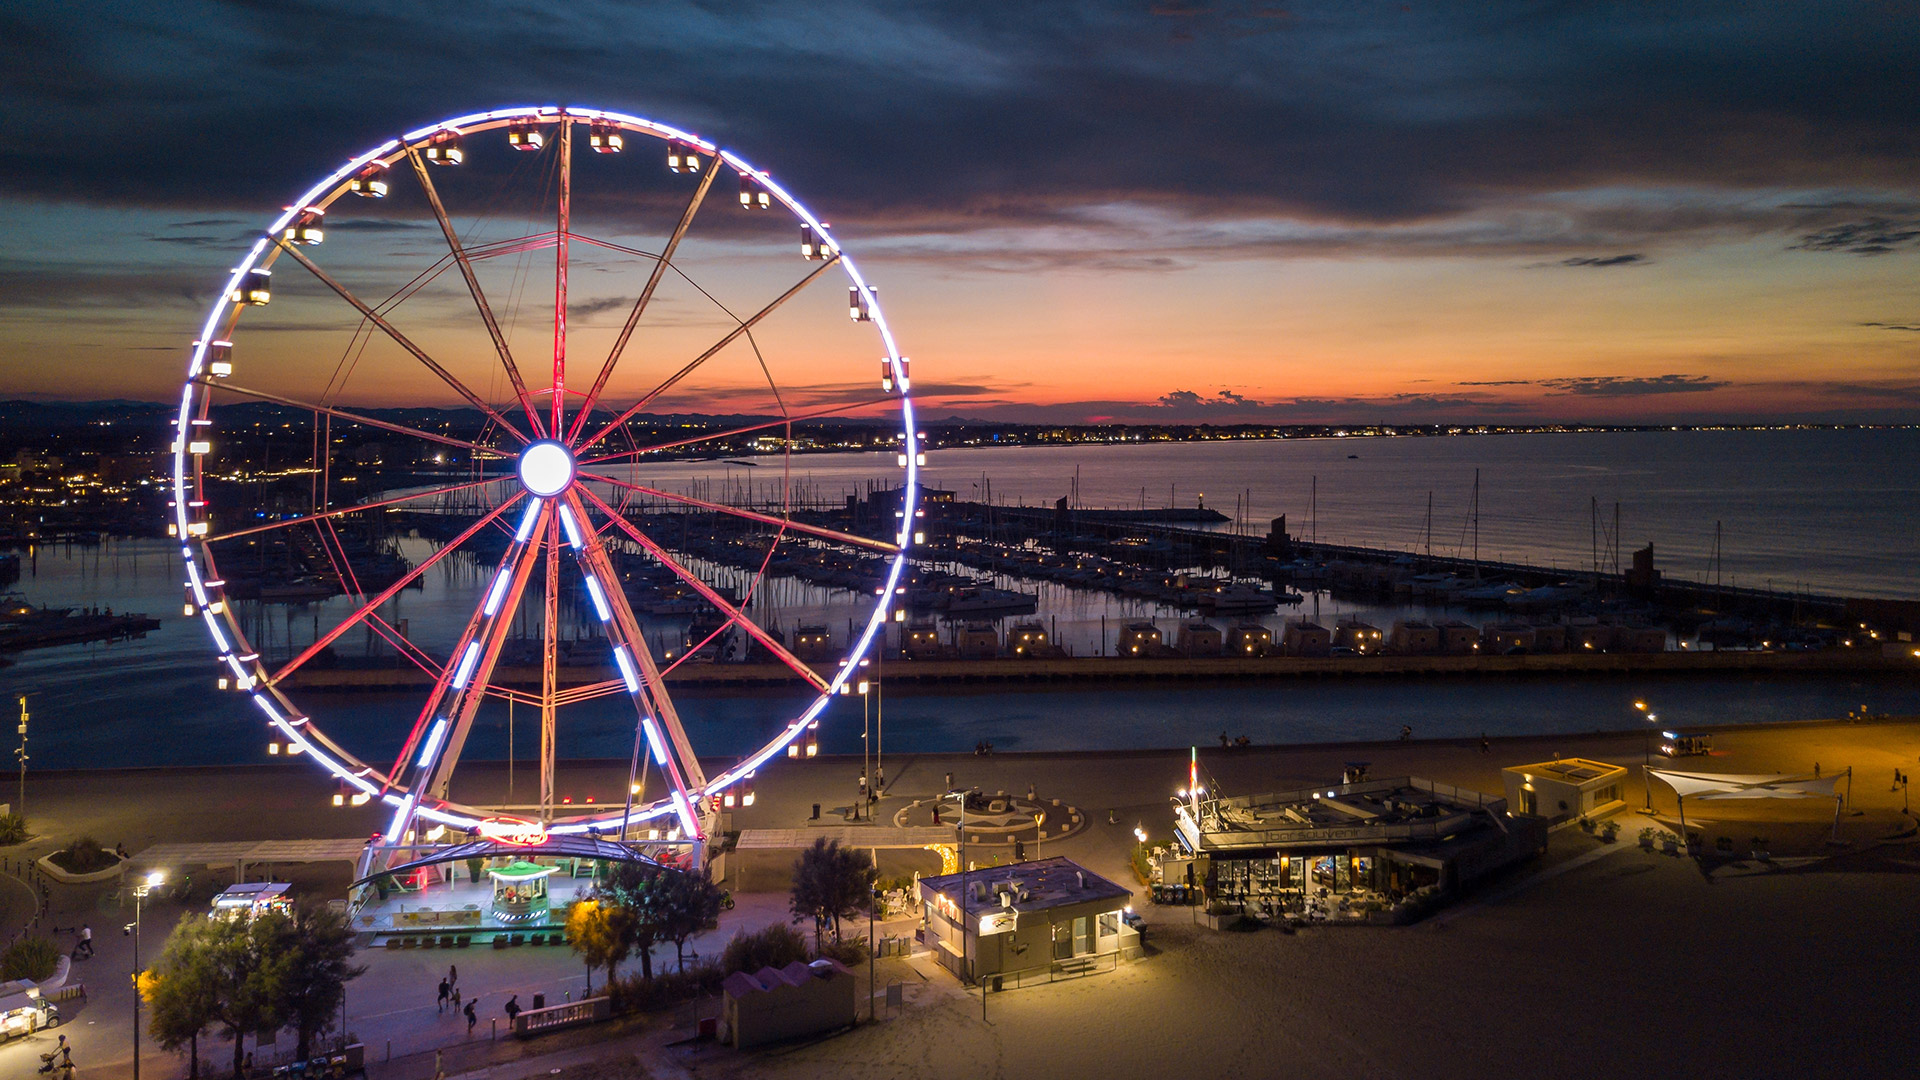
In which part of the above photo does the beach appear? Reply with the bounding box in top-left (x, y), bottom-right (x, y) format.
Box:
top-left (8, 719), bottom-right (1919, 1079)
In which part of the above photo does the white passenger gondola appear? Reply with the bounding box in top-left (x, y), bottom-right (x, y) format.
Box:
top-left (588, 121), bottom-right (623, 153)
top-left (282, 207), bottom-right (324, 246)
top-left (667, 142), bottom-right (700, 173)
top-left (348, 164), bottom-right (388, 197)
top-left (199, 339), bottom-right (233, 378)
top-left (738, 173), bottom-right (771, 209)
top-left (507, 119), bottom-right (544, 151)
top-left (849, 285), bottom-right (874, 321)
top-left (229, 268), bottom-right (271, 306)
top-left (422, 130), bottom-right (465, 165)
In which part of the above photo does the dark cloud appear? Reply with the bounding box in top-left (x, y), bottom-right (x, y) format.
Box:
top-left (324, 219), bottom-right (433, 234)
top-left (1792, 218), bottom-right (1920, 255)
top-left (1539, 375), bottom-right (1726, 396)
top-left (1558, 254), bottom-right (1645, 268)
top-left (569, 296), bottom-right (631, 320)
top-left (3, 0), bottom-right (1918, 258)
top-left (1862, 321), bottom-right (1920, 332)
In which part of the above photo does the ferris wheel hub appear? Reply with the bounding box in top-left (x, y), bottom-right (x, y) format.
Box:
top-left (518, 440), bottom-right (575, 497)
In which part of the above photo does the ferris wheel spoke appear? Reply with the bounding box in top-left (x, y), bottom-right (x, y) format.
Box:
top-left (273, 241), bottom-right (531, 444)
top-left (204, 475), bottom-right (505, 544)
top-left (194, 378), bottom-right (513, 460)
top-left (550, 119), bottom-right (573, 440)
top-left (404, 146), bottom-right (546, 438)
top-left (578, 485), bottom-right (830, 692)
top-left (577, 256), bottom-right (843, 453)
top-left (267, 492), bottom-right (525, 685)
top-left (564, 490), bottom-right (708, 832)
top-left (568, 152), bottom-right (725, 443)
top-left (577, 396), bottom-right (895, 468)
top-left (583, 472), bottom-right (898, 554)
top-left (391, 500), bottom-right (549, 829)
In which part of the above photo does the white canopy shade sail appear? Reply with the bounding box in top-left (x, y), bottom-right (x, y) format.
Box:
top-left (1647, 769), bottom-right (1844, 801)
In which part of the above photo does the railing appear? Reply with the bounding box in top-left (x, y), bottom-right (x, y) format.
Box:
top-left (513, 996), bottom-right (610, 1037)
top-left (982, 947), bottom-right (1140, 991)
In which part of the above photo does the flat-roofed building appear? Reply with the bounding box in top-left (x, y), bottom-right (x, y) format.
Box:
top-left (1178, 620), bottom-right (1223, 656)
top-left (954, 623), bottom-right (1000, 658)
top-left (1281, 620), bottom-right (1331, 657)
top-left (1226, 621), bottom-right (1274, 657)
top-left (1388, 620), bottom-right (1440, 654)
top-left (1333, 620), bottom-right (1383, 654)
top-left (1436, 619), bottom-right (1479, 654)
top-left (918, 857), bottom-right (1141, 983)
top-left (1118, 621), bottom-right (1163, 655)
top-left (1502, 758), bottom-right (1628, 823)
top-left (1172, 776), bottom-right (1544, 924)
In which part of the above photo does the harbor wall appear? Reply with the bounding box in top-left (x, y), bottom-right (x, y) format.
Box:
top-left (283, 646), bottom-right (1915, 690)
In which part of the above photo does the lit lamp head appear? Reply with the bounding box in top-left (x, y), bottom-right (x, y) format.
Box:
top-left (518, 441), bottom-right (575, 498)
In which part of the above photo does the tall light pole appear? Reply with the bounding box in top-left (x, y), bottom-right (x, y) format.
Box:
top-left (1635, 701), bottom-right (1655, 810)
top-left (856, 675), bottom-right (871, 821)
top-left (944, 787), bottom-right (983, 1022)
top-left (130, 871), bottom-right (164, 1080)
top-left (15, 694), bottom-right (28, 817)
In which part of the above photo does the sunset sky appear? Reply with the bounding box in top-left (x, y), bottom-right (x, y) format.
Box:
top-left (2, 1), bottom-right (1917, 424)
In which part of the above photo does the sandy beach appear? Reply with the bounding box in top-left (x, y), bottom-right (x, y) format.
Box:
top-left (6, 719), bottom-right (1918, 1080)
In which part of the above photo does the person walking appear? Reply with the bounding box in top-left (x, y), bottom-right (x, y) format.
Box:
top-left (448, 963), bottom-right (457, 990)
top-left (433, 1049), bottom-right (445, 1080)
top-left (464, 998), bottom-right (477, 1035)
top-left (437, 977), bottom-right (451, 1013)
top-left (75, 925), bottom-right (92, 960)
top-left (504, 994), bottom-right (521, 1025)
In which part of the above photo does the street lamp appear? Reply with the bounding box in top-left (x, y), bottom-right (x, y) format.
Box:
top-left (1634, 700), bottom-right (1656, 810)
top-left (944, 787), bottom-right (985, 1022)
top-left (129, 871), bottom-right (164, 1080)
top-left (857, 678), bottom-right (871, 821)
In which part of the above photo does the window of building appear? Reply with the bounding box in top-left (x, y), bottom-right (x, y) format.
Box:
top-left (1073, 915), bottom-right (1092, 955)
top-left (1098, 912), bottom-right (1119, 938)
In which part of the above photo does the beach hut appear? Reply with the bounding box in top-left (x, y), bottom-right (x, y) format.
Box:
top-left (721, 959), bottom-right (857, 1047)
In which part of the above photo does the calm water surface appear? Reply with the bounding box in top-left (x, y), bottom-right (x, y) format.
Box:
top-left (2, 430), bottom-right (1914, 771)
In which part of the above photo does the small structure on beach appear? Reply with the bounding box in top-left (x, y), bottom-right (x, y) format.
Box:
top-left (1172, 777), bottom-right (1544, 924)
top-left (918, 856), bottom-right (1140, 984)
top-left (721, 959), bottom-right (856, 1047)
top-left (1502, 758), bottom-right (1628, 823)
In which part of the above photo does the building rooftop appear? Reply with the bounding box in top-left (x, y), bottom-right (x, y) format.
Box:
top-left (918, 856), bottom-right (1130, 918)
top-left (1175, 777), bottom-right (1508, 856)
top-left (1503, 758), bottom-right (1628, 784)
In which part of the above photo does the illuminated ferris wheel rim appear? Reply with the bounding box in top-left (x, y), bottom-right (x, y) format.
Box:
top-left (170, 104), bottom-right (922, 839)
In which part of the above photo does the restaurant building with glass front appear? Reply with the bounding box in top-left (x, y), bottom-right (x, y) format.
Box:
top-left (1172, 776), bottom-right (1545, 924)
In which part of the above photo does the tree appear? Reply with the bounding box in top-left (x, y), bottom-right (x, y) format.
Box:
top-left (659, 870), bottom-right (725, 971)
top-left (144, 939), bottom-right (219, 1080)
top-left (280, 905), bottom-right (364, 1060)
top-left (565, 897), bottom-right (633, 992)
top-left (790, 838), bottom-right (876, 946)
top-left (601, 860), bottom-right (673, 982)
top-left (147, 914), bottom-right (293, 1079)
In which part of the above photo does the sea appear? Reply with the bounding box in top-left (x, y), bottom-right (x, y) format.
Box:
top-left (2, 428), bottom-right (1915, 772)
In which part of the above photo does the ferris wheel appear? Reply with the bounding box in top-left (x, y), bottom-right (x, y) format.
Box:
top-left (169, 105), bottom-right (921, 860)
